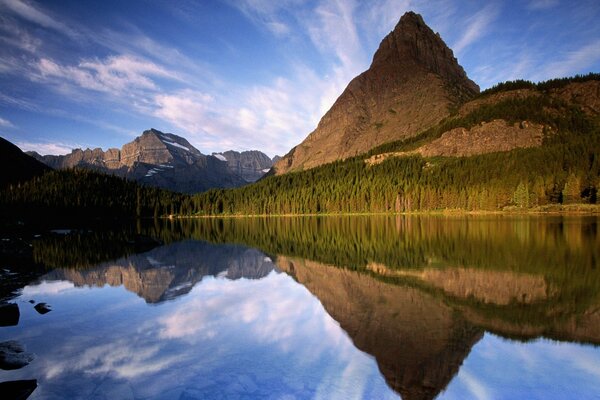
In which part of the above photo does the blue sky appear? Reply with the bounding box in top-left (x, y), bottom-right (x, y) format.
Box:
top-left (0, 0), bottom-right (599, 157)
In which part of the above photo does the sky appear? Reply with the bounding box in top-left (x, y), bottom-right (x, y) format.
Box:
top-left (0, 0), bottom-right (599, 158)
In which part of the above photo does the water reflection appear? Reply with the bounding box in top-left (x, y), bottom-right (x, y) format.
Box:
top-left (1, 241), bottom-right (398, 399)
top-left (45, 241), bottom-right (275, 303)
top-left (1, 215), bottom-right (599, 399)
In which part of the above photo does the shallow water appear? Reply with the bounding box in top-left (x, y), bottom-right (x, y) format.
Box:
top-left (1, 215), bottom-right (599, 399)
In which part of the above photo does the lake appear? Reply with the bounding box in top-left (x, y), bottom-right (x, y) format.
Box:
top-left (1, 215), bottom-right (599, 399)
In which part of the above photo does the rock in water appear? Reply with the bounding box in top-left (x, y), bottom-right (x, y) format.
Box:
top-left (34, 303), bottom-right (51, 315)
top-left (273, 11), bottom-right (479, 174)
top-left (0, 303), bottom-right (19, 327)
top-left (0, 379), bottom-right (38, 400)
top-left (0, 341), bottom-right (34, 370)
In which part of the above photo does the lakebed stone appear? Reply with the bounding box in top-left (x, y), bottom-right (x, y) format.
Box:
top-left (0, 340), bottom-right (34, 370)
top-left (0, 303), bottom-right (19, 327)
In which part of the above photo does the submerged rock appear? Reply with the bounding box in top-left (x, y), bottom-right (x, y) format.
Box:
top-left (34, 302), bottom-right (51, 315)
top-left (0, 340), bottom-right (34, 370)
top-left (0, 303), bottom-right (19, 327)
top-left (0, 379), bottom-right (38, 400)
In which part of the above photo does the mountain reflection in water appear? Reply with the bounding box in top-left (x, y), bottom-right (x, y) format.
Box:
top-left (1, 215), bottom-right (599, 399)
top-left (46, 241), bottom-right (276, 303)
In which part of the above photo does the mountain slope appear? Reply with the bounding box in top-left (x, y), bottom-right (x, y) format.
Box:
top-left (0, 136), bottom-right (50, 188)
top-left (273, 11), bottom-right (479, 174)
top-left (29, 129), bottom-right (246, 193)
top-left (212, 150), bottom-right (275, 182)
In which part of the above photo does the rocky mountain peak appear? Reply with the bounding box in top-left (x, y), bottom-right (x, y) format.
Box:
top-left (26, 129), bottom-right (271, 193)
top-left (274, 11), bottom-right (480, 175)
top-left (371, 11), bottom-right (479, 97)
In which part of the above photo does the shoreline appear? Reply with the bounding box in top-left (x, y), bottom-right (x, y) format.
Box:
top-left (165, 204), bottom-right (600, 219)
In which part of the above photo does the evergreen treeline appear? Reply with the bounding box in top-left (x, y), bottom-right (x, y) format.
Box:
top-left (480, 72), bottom-right (600, 97)
top-left (32, 230), bottom-right (160, 270)
top-left (0, 169), bottom-right (184, 224)
top-left (187, 127), bottom-right (598, 215)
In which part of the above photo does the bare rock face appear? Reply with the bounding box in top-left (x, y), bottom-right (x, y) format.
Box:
top-left (28, 129), bottom-right (247, 193)
top-left (213, 150), bottom-right (275, 182)
top-left (366, 119), bottom-right (545, 164)
top-left (274, 11), bottom-right (479, 174)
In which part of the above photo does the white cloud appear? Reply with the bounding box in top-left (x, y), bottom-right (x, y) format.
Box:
top-left (307, 0), bottom-right (365, 77)
top-left (46, 340), bottom-right (181, 380)
top-left (35, 54), bottom-right (179, 95)
top-left (360, 0), bottom-right (411, 42)
top-left (528, 0), bottom-right (560, 10)
top-left (153, 89), bottom-right (214, 136)
top-left (452, 4), bottom-right (499, 55)
top-left (537, 39), bottom-right (600, 80)
top-left (0, 0), bottom-right (79, 39)
top-left (16, 140), bottom-right (76, 155)
top-left (458, 370), bottom-right (493, 400)
top-left (0, 14), bottom-right (42, 53)
top-left (22, 280), bottom-right (75, 295)
top-left (0, 116), bottom-right (14, 127)
top-left (229, 0), bottom-right (306, 37)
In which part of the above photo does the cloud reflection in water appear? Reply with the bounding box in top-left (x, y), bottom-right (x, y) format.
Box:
top-left (1, 269), bottom-right (397, 399)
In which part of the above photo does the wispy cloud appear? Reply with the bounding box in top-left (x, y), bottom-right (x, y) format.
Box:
top-left (452, 4), bottom-right (499, 55)
top-left (459, 370), bottom-right (493, 400)
top-left (34, 54), bottom-right (180, 95)
top-left (153, 90), bottom-right (215, 138)
top-left (0, 0), bottom-right (79, 39)
top-left (536, 39), bottom-right (600, 81)
top-left (0, 116), bottom-right (14, 127)
top-left (528, 0), bottom-right (560, 10)
top-left (229, 0), bottom-right (306, 37)
top-left (0, 14), bottom-right (42, 53)
top-left (16, 140), bottom-right (77, 155)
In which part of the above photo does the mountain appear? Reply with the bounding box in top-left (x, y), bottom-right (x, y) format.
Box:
top-left (273, 11), bottom-right (479, 175)
top-left (28, 129), bottom-right (247, 193)
top-left (0, 136), bottom-right (50, 189)
top-left (212, 150), bottom-right (276, 182)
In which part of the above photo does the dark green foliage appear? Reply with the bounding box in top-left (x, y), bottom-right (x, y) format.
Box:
top-left (185, 123), bottom-right (599, 215)
top-left (0, 168), bottom-right (185, 225)
top-left (32, 230), bottom-right (160, 269)
top-left (480, 72), bottom-right (600, 97)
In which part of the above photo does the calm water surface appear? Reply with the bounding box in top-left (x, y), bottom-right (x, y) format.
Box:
top-left (1, 216), bottom-right (599, 399)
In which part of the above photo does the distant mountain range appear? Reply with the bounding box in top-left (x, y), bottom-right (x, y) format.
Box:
top-left (27, 128), bottom-right (277, 193)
